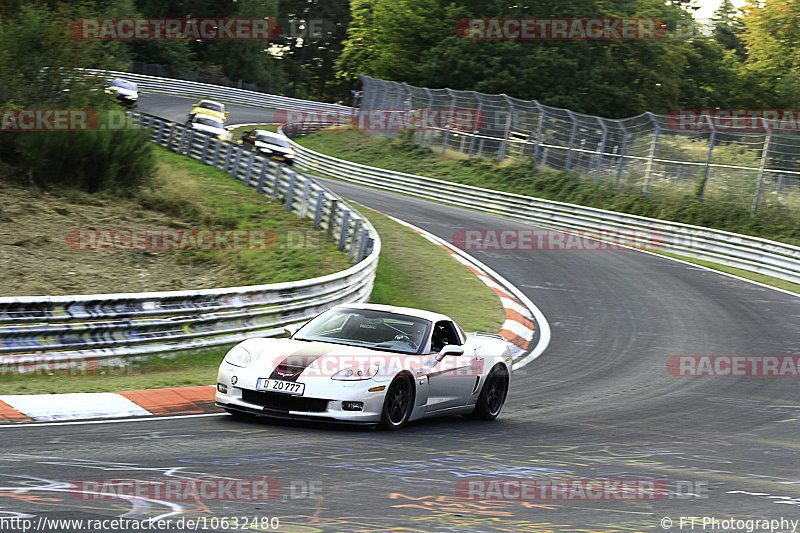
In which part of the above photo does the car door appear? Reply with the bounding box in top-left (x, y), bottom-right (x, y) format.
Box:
top-left (425, 320), bottom-right (480, 412)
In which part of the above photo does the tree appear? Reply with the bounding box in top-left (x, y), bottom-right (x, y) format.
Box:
top-left (711, 0), bottom-right (745, 59)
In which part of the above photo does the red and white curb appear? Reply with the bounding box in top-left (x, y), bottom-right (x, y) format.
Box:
top-left (378, 213), bottom-right (550, 371)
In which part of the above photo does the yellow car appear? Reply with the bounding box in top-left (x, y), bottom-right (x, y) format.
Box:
top-left (188, 100), bottom-right (229, 123)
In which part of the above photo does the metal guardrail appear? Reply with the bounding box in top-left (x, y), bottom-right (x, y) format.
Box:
top-left (0, 114), bottom-right (380, 367)
top-left (89, 68), bottom-right (353, 114)
top-left (284, 123), bottom-right (800, 285)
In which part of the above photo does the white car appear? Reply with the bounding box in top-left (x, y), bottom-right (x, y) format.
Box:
top-left (215, 304), bottom-right (513, 429)
top-left (240, 129), bottom-right (295, 165)
top-left (187, 114), bottom-right (230, 142)
top-left (104, 78), bottom-right (138, 106)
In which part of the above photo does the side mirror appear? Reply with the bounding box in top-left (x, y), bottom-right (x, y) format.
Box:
top-left (435, 344), bottom-right (464, 361)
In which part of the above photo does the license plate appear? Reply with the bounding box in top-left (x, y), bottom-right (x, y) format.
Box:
top-left (256, 378), bottom-right (304, 395)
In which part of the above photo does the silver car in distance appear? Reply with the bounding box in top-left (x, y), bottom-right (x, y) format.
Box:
top-left (215, 303), bottom-right (513, 429)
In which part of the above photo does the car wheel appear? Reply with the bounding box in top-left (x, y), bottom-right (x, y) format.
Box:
top-left (470, 365), bottom-right (508, 420)
top-left (380, 375), bottom-right (413, 430)
top-left (224, 408), bottom-right (256, 420)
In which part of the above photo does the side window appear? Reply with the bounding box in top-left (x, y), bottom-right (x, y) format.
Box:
top-left (431, 321), bottom-right (462, 352)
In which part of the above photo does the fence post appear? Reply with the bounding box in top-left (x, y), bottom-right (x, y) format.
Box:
top-left (696, 114), bottom-right (717, 201)
top-left (441, 88), bottom-right (457, 155)
top-left (467, 100), bottom-right (483, 158)
top-left (594, 118), bottom-right (608, 182)
top-left (564, 110), bottom-right (578, 170)
top-left (642, 112), bottom-right (660, 194)
top-left (348, 219), bottom-right (363, 260)
top-left (424, 87), bottom-right (435, 148)
top-left (614, 123), bottom-right (628, 189)
top-left (752, 118), bottom-right (773, 214)
top-left (532, 102), bottom-right (545, 164)
top-left (498, 95), bottom-right (513, 162)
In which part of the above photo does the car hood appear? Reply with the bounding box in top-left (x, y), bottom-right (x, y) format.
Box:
top-left (254, 141), bottom-right (292, 154)
top-left (240, 338), bottom-right (430, 380)
top-left (190, 123), bottom-right (226, 135)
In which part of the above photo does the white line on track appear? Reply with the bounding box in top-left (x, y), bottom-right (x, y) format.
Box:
top-left (0, 413), bottom-right (226, 430)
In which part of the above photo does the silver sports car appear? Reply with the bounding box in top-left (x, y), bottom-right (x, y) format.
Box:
top-left (215, 303), bottom-right (513, 429)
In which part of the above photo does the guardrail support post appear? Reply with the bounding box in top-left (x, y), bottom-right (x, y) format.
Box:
top-left (326, 199), bottom-right (338, 239)
top-left (223, 144), bottom-right (234, 173)
top-left (200, 136), bottom-right (211, 164)
top-left (243, 152), bottom-right (255, 185)
top-left (355, 227), bottom-right (369, 262)
top-left (256, 158), bottom-right (268, 193)
top-left (285, 172), bottom-right (297, 210)
top-left (338, 210), bottom-right (351, 250)
top-left (186, 129), bottom-right (196, 157)
top-left (313, 190), bottom-right (326, 228)
top-left (271, 164), bottom-right (282, 199)
top-left (299, 180), bottom-right (311, 218)
top-left (212, 140), bottom-right (222, 168)
top-left (230, 146), bottom-right (243, 177)
top-left (349, 219), bottom-right (363, 260)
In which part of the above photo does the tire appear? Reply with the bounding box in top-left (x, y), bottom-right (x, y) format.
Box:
top-left (470, 365), bottom-right (509, 420)
top-left (379, 375), bottom-right (414, 430)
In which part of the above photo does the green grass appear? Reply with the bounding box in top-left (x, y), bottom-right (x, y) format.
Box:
top-left (0, 202), bottom-right (505, 395)
top-left (295, 130), bottom-right (800, 246)
top-left (355, 203), bottom-right (505, 332)
top-left (140, 146), bottom-right (352, 285)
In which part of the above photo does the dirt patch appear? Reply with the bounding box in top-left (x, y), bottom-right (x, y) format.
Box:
top-left (0, 182), bottom-right (250, 296)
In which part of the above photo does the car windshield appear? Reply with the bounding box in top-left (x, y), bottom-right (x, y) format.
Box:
top-left (255, 132), bottom-right (289, 147)
top-left (294, 308), bottom-right (432, 355)
top-left (111, 79), bottom-right (136, 91)
top-left (199, 102), bottom-right (224, 112)
top-left (193, 116), bottom-right (224, 129)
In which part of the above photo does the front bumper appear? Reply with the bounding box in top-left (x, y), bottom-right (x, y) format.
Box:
top-left (216, 363), bottom-right (387, 423)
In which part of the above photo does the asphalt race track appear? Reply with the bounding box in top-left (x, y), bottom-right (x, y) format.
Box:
top-left (3, 93), bottom-right (800, 533)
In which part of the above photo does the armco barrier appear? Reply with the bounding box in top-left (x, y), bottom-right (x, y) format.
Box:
top-left (0, 114), bottom-right (379, 368)
top-left (284, 123), bottom-right (800, 285)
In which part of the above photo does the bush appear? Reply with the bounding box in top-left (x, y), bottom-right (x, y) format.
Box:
top-left (12, 127), bottom-right (155, 193)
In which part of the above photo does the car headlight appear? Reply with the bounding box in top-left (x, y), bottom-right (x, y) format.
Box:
top-left (331, 364), bottom-right (380, 381)
top-left (104, 89), bottom-right (113, 94)
top-left (218, 133), bottom-right (229, 141)
top-left (224, 345), bottom-right (251, 367)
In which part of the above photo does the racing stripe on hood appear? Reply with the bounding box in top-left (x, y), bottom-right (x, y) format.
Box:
top-left (268, 343), bottom-right (343, 382)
